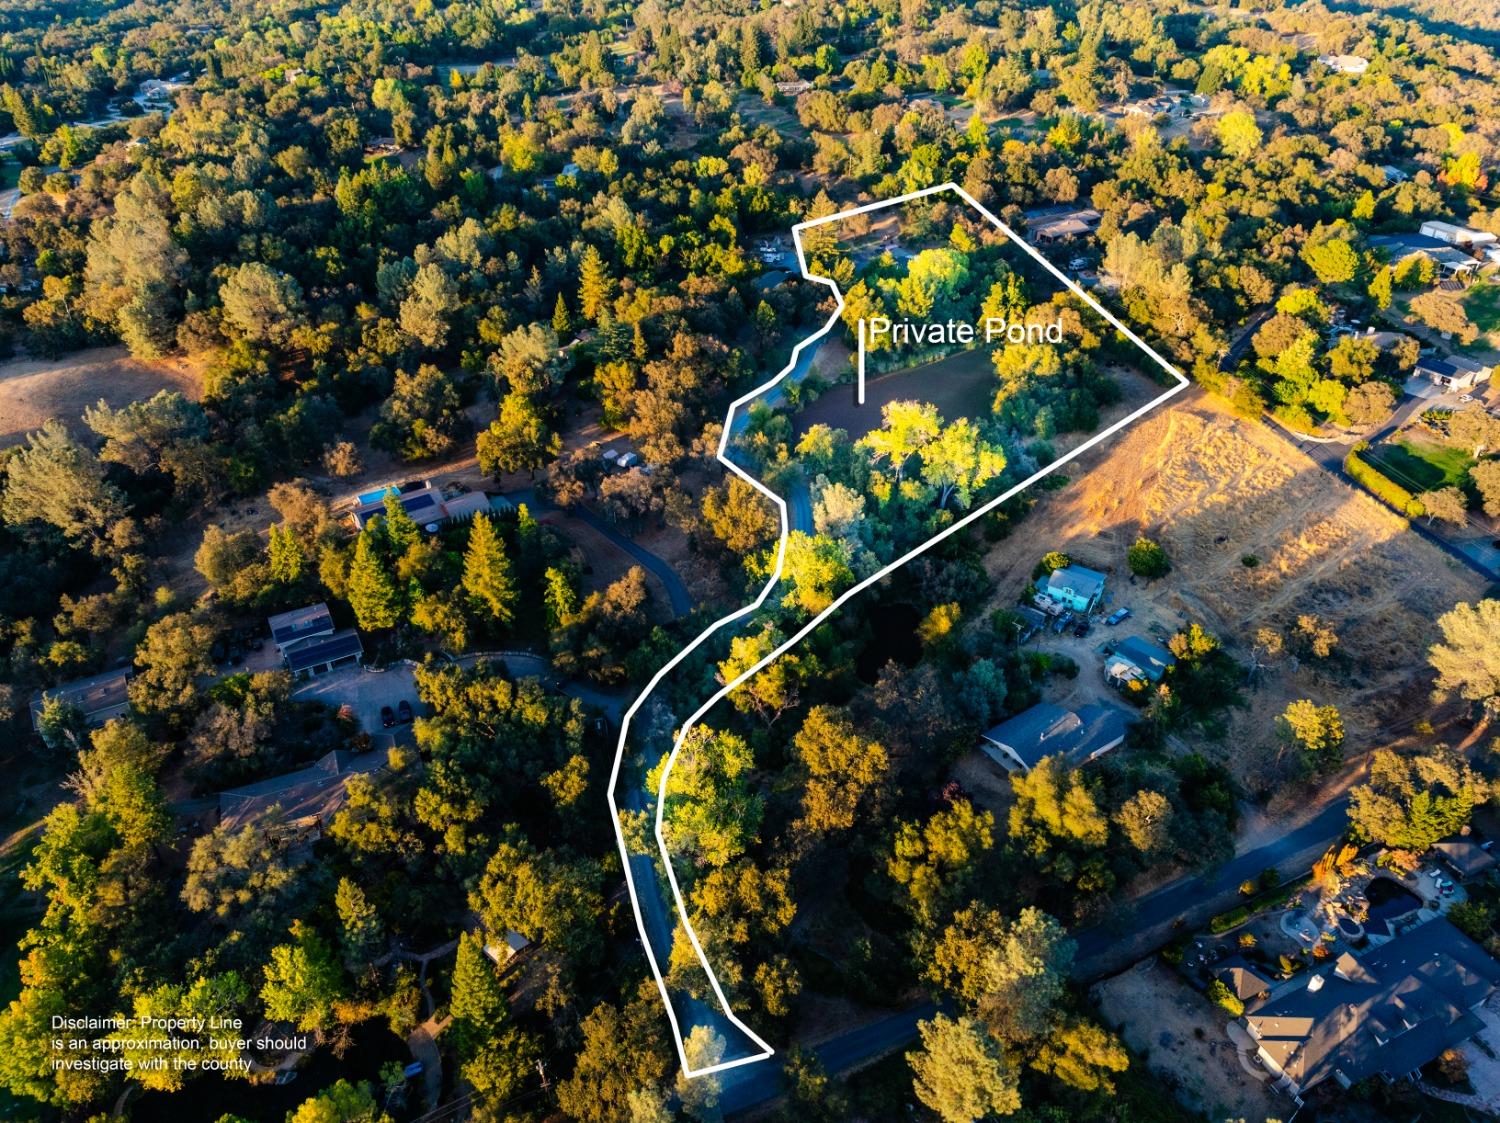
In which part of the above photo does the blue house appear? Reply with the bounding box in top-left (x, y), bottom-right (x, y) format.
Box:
top-left (1045, 564), bottom-right (1107, 614)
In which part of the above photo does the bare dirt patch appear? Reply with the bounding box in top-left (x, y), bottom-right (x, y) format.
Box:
top-left (979, 388), bottom-right (1490, 791)
top-left (1095, 959), bottom-right (1284, 1122)
top-left (0, 345), bottom-right (201, 448)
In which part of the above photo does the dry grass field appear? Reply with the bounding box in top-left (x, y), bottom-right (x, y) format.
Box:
top-left (0, 345), bottom-right (201, 448)
top-left (980, 387), bottom-right (1491, 790)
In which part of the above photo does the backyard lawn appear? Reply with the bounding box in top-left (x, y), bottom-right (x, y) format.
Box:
top-left (1462, 282), bottom-right (1500, 338)
top-left (1367, 436), bottom-right (1474, 493)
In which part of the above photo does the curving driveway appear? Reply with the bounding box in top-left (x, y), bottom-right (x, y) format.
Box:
top-left (513, 488), bottom-right (692, 617)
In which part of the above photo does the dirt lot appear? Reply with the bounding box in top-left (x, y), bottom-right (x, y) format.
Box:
top-left (978, 387), bottom-right (1492, 792)
top-left (0, 345), bottom-right (201, 448)
top-left (1095, 958), bottom-right (1285, 1123)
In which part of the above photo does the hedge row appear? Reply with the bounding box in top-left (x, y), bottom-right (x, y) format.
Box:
top-left (1344, 444), bottom-right (1425, 519)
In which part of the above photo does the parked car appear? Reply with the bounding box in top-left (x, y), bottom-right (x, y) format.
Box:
top-left (1073, 619), bottom-right (1092, 638)
top-left (397, 699), bottom-right (413, 724)
top-left (1105, 608), bottom-right (1131, 626)
top-left (380, 705), bottom-right (396, 729)
top-left (1458, 394), bottom-right (1476, 404)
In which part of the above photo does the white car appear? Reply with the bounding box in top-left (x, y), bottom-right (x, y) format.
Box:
top-left (1458, 394), bottom-right (1476, 403)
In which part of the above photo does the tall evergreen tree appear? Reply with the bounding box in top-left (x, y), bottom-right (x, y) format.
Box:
top-left (462, 513), bottom-right (518, 627)
top-left (578, 245), bottom-right (613, 323)
top-left (334, 878), bottom-right (384, 970)
top-left (552, 292), bottom-right (571, 334)
top-left (347, 531), bottom-right (401, 630)
top-left (268, 523), bottom-right (304, 584)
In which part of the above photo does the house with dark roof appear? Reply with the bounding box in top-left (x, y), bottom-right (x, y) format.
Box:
top-left (268, 602), bottom-right (362, 678)
top-left (269, 603), bottom-right (334, 655)
top-left (1431, 837), bottom-right (1498, 881)
top-left (30, 667), bottom-right (132, 733)
top-left (979, 701), bottom-right (1129, 772)
top-left (1044, 564), bottom-right (1107, 614)
top-left (283, 629), bottom-right (364, 678)
top-left (1243, 918), bottom-right (1500, 1101)
top-left (217, 748), bottom-right (389, 836)
top-left (1105, 635), bottom-right (1176, 686)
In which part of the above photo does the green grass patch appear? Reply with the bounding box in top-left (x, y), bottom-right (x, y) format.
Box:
top-left (1461, 282), bottom-right (1500, 337)
top-left (1367, 437), bottom-right (1473, 493)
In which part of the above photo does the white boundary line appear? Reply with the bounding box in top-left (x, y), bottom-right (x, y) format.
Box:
top-left (605, 182), bottom-right (1191, 1079)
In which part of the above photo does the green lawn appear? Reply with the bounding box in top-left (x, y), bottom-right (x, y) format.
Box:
top-left (1462, 282), bottom-right (1500, 336)
top-left (1367, 437), bottom-right (1474, 493)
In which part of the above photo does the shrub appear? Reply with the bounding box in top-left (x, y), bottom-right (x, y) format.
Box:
top-left (1127, 536), bottom-right (1170, 579)
top-left (1033, 550), bottom-right (1071, 578)
top-left (1344, 446), bottom-right (1424, 519)
top-left (1206, 979), bottom-right (1244, 1018)
top-left (1241, 554), bottom-right (1259, 567)
top-left (1209, 905), bottom-right (1251, 934)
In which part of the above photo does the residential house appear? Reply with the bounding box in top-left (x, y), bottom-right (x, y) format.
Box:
top-left (1242, 918), bottom-right (1500, 1101)
top-left (483, 930), bottom-right (533, 965)
top-left (1431, 837), bottom-right (1498, 882)
top-left (979, 701), bottom-right (1128, 773)
top-left (268, 603), bottom-right (363, 679)
top-left (1419, 220), bottom-right (1498, 249)
top-left (1216, 957), bottom-right (1273, 1012)
top-left (1044, 564), bottom-right (1107, 614)
top-left (350, 480), bottom-right (498, 531)
top-left (1369, 233), bottom-right (1482, 281)
top-left (1025, 206), bottom-right (1102, 244)
top-left (1414, 354), bottom-right (1492, 393)
top-left (217, 748), bottom-right (390, 838)
top-left (1105, 635), bottom-right (1176, 686)
top-left (30, 667), bottom-right (132, 733)
top-left (1317, 54), bottom-right (1370, 75)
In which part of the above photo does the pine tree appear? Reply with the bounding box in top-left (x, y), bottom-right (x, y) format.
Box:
top-left (543, 565), bottom-right (579, 630)
top-left (381, 492), bottom-right (422, 556)
top-left (334, 877), bottom-right (385, 969)
top-left (552, 292), bottom-right (571, 334)
top-left (578, 244), bottom-right (613, 323)
top-left (450, 933), bottom-right (510, 1045)
top-left (347, 531), bottom-right (401, 630)
top-left (462, 513), bottom-right (518, 627)
top-left (268, 523), bottom-right (305, 584)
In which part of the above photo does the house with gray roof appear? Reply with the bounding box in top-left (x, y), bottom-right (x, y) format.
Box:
top-left (218, 748), bottom-right (389, 836)
top-left (1243, 918), bottom-right (1500, 1101)
top-left (1216, 957), bottom-right (1273, 1011)
top-left (1369, 233), bottom-right (1481, 280)
top-left (1044, 564), bottom-right (1107, 614)
top-left (30, 666), bottom-right (132, 734)
top-left (979, 701), bottom-right (1128, 772)
top-left (1105, 635), bottom-right (1176, 686)
top-left (1431, 836), bottom-right (1498, 881)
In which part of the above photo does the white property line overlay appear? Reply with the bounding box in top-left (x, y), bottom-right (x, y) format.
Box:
top-left (606, 181), bottom-right (1191, 1079)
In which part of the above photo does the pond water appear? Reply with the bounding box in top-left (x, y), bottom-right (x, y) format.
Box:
top-left (131, 1021), bottom-right (413, 1123)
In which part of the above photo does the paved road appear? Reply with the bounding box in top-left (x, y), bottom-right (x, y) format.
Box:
top-left (1218, 307), bottom-right (1272, 372)
top-left (788, 476), bottom-right (814, 534)
top-left (720, 1001), bottom-right (940, 1116)
top-left (514, 488), bottom-right (692, 617)
top-left (1073, 793), bottom-right (1353, 978)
